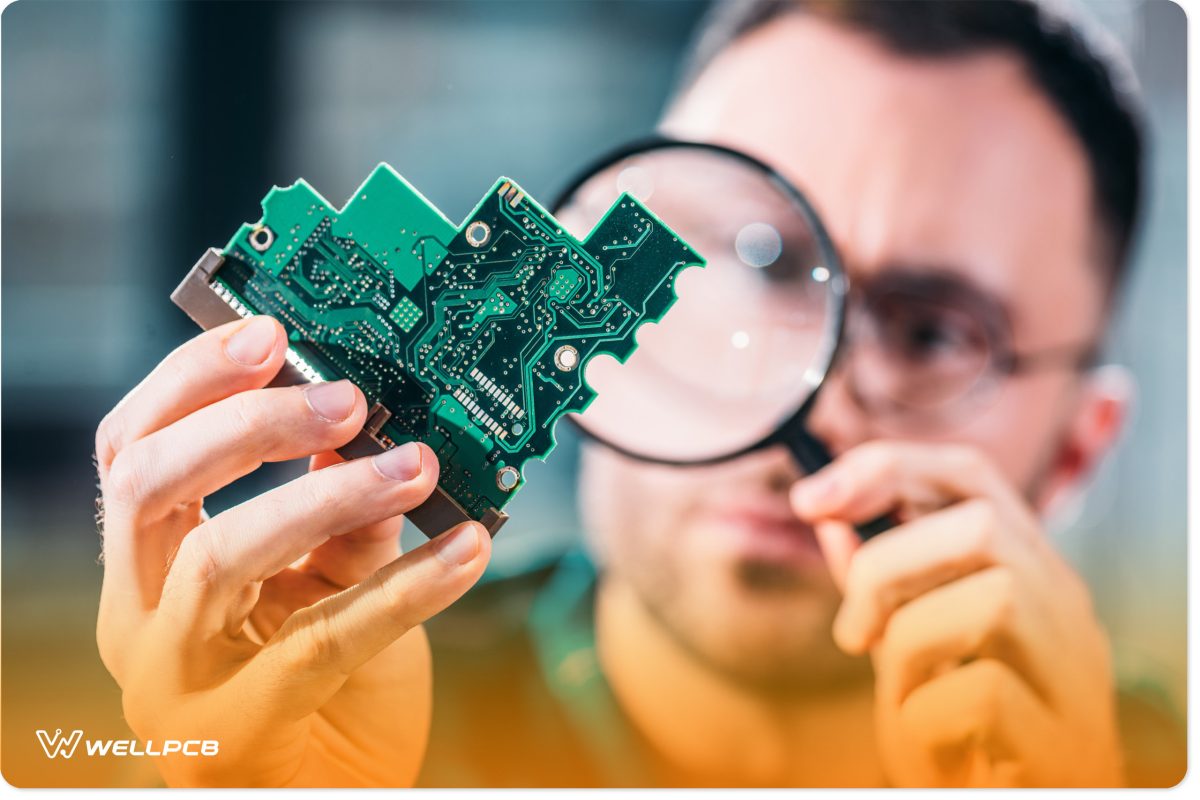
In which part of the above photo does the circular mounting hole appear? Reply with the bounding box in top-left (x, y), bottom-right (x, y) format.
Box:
top-left (249, 225), bottom-right (275, 252)
top-left (554, 345), bottom-right (579, 372)
top-left (496, 465), bottom-right (521, 492)
top-left (465, 221), bottom-right (491, 248)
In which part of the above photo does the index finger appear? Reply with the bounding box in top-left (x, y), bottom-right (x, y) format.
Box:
top-left (790, 441), bottom-right (1029, 530)
top-left (95, 315), bottom-right (287, 479)
top-left (829, 498), bottom-right (1038, 654)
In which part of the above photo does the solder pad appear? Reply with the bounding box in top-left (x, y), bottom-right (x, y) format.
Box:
top-left (171, 164), bottom-right (703, 537)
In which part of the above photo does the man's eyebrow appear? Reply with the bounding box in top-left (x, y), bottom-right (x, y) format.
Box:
top-left (859, 266), bottom-right (1015, 331)
top-left (861, 266), bottom-right (1009, 308)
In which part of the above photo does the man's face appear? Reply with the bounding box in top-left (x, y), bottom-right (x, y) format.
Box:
top-left (581, 15), bottom-right (1107, 690)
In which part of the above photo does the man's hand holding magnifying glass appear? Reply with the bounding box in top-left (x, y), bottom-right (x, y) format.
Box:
top-left (558, 139), bottom-right (1125, 787)
top-left (791, 441), bottom-right (1122, 787)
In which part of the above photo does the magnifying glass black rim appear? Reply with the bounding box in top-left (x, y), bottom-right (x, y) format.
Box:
top-left (550, 135), bottom-right (850, 468)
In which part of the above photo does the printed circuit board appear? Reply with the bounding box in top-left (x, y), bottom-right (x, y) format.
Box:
top-left (172, 164), bottom-right (702, 536)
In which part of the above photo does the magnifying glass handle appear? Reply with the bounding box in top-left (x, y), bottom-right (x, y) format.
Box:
top-left (853, 514), bottom-right (893, 539)
top-left (783, 429), bottom-right (893, 541)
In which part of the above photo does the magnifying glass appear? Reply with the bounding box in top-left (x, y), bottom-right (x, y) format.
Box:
top-left (551, 138), bottom-right (891, 539)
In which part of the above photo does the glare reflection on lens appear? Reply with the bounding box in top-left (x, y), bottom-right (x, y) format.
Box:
top-left (735, 222), bottom-right (782, 268)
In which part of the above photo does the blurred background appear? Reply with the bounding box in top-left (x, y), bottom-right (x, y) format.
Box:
top-left (0, 0), bottom-right (1185, 787)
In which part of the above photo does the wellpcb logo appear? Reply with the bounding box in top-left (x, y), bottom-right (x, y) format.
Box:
top-left (36, 728), bottom-right (219, 759)
top-left (36, 729), bottom-right (83, 759)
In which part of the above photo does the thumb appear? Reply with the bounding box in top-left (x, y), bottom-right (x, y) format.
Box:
top-left (814, 518), bottom-right (860, 593)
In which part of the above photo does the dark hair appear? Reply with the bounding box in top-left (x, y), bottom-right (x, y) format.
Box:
top-left (677, 0), bottom-right (1146, 291)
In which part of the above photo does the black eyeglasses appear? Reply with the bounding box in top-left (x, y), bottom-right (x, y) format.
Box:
top-left (837, 270), bottom-right (1099, 428)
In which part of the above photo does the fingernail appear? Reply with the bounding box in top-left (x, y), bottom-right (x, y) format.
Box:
top-left (793, 474), bottom-right (840, 514)
top-left (225, 316), bottom-right (278, 365)
top-left (434, 523), bottom-right (482, 565)
top-left (305, 380), bottom-right (357, 422)
top-left (374, 442), bottom-right (423, 481)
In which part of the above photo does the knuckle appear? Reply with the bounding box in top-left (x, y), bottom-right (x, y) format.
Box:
top-left (171, 526), bottom-right (222, 588)
top-left (374, 569), bottom-right (410, 616)
top-left (301, 470), bottom-right (352, 516)
top-left (946, 443), bottom-right (987, 474)
top-left (310, 610), bottom-right (349, 670)
top-left (161, 347), bottom-right (197, 393)
top-left (367, 565), bottom-right (423, 635)
top-left (961, 498), bottom-right (1000, 557)
top-left (95, 411), bottom-right (124, 470)
top-left (281, 607), bottom-right (346, 674)
top-left (224, 391), bottom-right (267, 441)
top-left (858, 440), bottom-right (900, 478)
top-left (104, 448), bottom-right (152, 510)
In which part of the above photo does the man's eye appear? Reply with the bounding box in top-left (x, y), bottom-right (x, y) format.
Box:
top-left (904, 319), bottom-right (960, 353)
top-left (884, 311), bottom-right (983, 364)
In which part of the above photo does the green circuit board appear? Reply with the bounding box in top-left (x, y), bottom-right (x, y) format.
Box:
top-left (173, 164), bottom-right (703, 536)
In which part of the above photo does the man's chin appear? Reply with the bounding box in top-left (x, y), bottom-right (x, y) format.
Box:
top-left (604, 496), bottom-right (866, 693)
top-left (689, 618), bottom-right (866, 697)
top-left (716, 557), bottom-right (840, 653)
top-left (646, 560), bottom-right (865, 694)
top-left (734, 555), bottom-right (824, 593)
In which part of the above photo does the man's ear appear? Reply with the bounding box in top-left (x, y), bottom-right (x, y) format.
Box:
top-left (1036, 364), bottom-right (1135, 516)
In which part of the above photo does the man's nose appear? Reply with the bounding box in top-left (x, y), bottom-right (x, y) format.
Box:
top-left (805, 360), bottom-right (876, 461)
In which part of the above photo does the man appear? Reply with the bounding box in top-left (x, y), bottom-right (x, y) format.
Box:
top-left (421, 1), bottom-right (1182, 787)
top-left (94, 0), bottom-right (1182, 788)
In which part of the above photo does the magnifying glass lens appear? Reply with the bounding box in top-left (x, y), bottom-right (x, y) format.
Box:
top-left (555, 145), bottom-right (840, 462)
